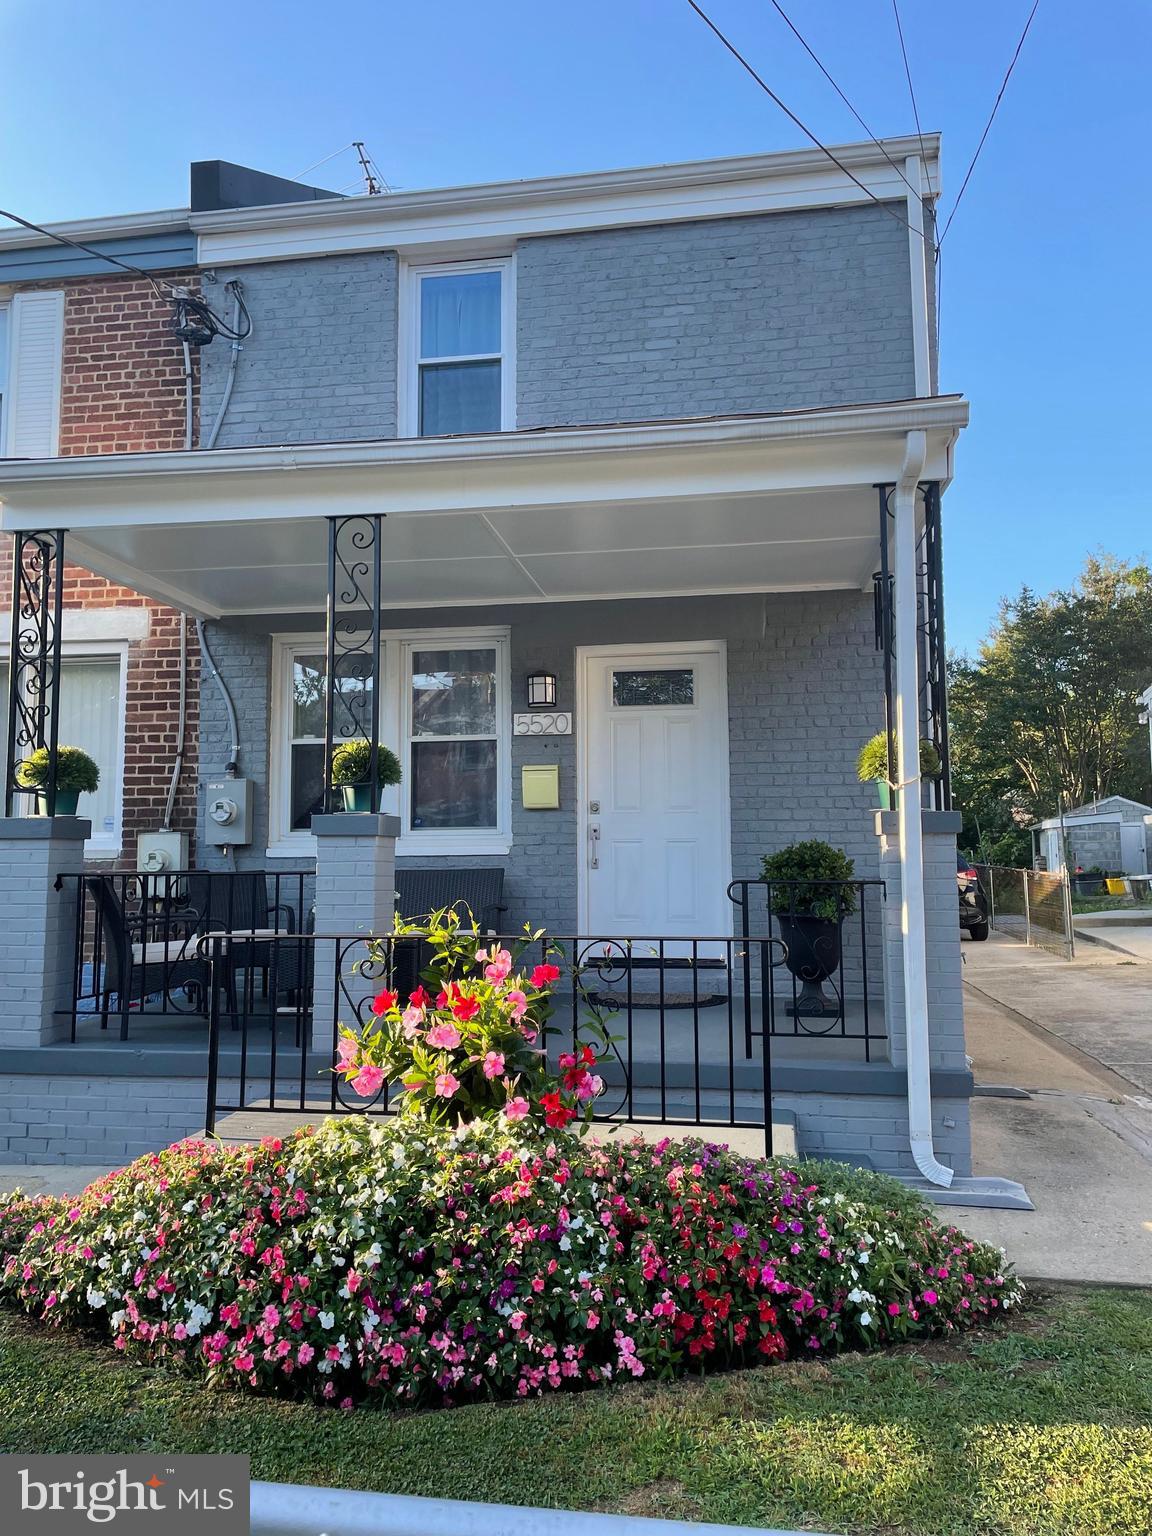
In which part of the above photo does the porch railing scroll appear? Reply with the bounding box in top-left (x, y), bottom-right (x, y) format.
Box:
top-left (5, 528), bottom-right (66, 816)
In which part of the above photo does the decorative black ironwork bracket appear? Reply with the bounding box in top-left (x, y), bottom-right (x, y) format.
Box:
top-left (323, 514), bottom-right (384, 813)
top-left (872, 483), bottom-right (951, 810)
top-left (5, 529), bottom-right (66, 817)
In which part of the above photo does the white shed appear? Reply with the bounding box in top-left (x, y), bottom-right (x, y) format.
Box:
top-left (1032, 796), bottom-right (1152, 875)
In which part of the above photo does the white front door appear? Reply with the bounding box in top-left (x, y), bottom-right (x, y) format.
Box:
top-left (580, 645), bottom-right (730, 941)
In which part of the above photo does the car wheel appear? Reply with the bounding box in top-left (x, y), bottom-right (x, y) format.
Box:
top-left (968, 920), bottom-right (989, 942)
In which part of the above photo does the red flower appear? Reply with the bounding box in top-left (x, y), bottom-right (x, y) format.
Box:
top-left (451, 994), bottom-right (480, 1022)
top-left (531, 963), bottom-right (561, 988)
top-left (409, 986), bottom-right (430, 1008)
top-left (539, 1091), bottom-right (576, 1130)
top-left (371, 989), bottom-right (398, 1016)
top-left (579, 1044), bottom-right (597, 1067)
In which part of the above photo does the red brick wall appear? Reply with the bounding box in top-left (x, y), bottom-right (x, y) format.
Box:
top-left (2, 269), bottom-right (202, 865)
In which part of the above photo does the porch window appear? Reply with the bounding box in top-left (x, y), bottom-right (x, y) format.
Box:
top-left (0, 649), bottom-right (126, 854)
top-left (270, 631), bottom-right (511, 856)
top-left (403, 259), bottom-right (514, 437)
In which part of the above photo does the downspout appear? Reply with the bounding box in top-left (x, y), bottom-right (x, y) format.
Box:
top-left (893, 428), bottom-right (954, 1188)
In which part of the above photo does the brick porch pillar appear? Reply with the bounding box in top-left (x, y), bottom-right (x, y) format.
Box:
top-left (0, 817), bottom-right (90, 1048)
top-left (310, 812), bottom-right (399, 1052)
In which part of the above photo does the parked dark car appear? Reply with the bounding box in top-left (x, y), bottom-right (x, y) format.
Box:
top-left (957, 855), bottom-right (989, 940)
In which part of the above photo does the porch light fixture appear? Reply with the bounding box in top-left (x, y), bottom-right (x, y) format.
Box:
top-left (526, 670), bottom-right (557, 709)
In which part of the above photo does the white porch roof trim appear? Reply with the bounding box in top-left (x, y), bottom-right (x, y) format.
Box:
top-left (0, 396), bottom-right (967, 620)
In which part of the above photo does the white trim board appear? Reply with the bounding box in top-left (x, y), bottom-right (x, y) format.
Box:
top-left (192, 137), bottom-right (940, 266)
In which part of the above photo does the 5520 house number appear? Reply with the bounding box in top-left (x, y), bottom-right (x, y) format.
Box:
top-left (513, 712), bottom-right (572, 736)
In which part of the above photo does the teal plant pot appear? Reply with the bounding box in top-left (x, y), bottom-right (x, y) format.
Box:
top-left (35, 788), bottom-right (81, 815)
top-left (875, 780), bottom-right (894, 811)
top-left (340, 783), bottom-right (375, 813)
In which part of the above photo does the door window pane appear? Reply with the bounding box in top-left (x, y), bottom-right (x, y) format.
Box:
top-left (411, 740), bottom-right (497, 829)
top-left (612, 668), bottom-right (695, 707)
top-left (412, 648), bottom-right (497, 737)
top-left (420, 271), bottom-right (501, 358)
top-left (419, 360), bottom-right (501, 436)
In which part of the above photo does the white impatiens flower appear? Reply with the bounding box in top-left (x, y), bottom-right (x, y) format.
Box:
top-left (85, 1286), bottom-right (106, 1309)
top-left (558, 1235), bottom-right (572, 1252)
top-left (110, 1309), bottom-right (126, 1331)
top-left (860, 1311), bottom-right (873, 1327)
top-left (183, 1302), bottom-right (212, 1337)
top-left (318, 1310), bottom-right (335, 1330)
top-left (182, 1200), bottom-right (197, 1213)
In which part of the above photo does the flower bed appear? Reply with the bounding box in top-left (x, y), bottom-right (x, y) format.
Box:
top-left (0, 1120), bottom-right (1022, 1411)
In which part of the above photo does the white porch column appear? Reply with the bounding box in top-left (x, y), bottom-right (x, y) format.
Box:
top-left (310, 812), bottom-right (399, 1052)
top-left (892, 432), bottom-right (954, 1187)
top-left (0, 817), bottom-right (90, 1047)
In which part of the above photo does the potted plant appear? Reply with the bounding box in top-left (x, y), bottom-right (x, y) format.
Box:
top-left (15, 744), bottom-right (99, 816)
top-left (1072, 864), bottom-right (1107, 897)
top-left (330, 739), bottom-right (402, 813)
top-left (857, 732), bottom-right (942, 809)
top-left (760, 840), bottom-right (857, 1017)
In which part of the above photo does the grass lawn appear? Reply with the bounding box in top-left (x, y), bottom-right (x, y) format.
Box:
top-left (1070, 894), bottom-right (1152, 915)
top-left (1, 1285), bottom-right (1150, 1535)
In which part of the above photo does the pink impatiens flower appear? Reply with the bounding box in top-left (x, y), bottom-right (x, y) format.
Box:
top-left (503, 1097), bottom-right (530, 1121)
top-left (435, 1071), bottom-right (460, 1098)
top-left (350, 1063), bottom-right (385, 1097)
top-left (922, 1289), bottom-right (938, 1306)
top-left (482, 1051), bottom-right (506, 1079)
top-left (425, 1022), bottom-right (462, 1051)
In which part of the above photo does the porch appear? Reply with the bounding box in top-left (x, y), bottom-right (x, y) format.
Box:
top-left (0, 397), bottom-right (974, 1180)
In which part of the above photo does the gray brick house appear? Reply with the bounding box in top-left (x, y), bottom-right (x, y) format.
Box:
top-left (0, 137), bottom-right (1023, 1204)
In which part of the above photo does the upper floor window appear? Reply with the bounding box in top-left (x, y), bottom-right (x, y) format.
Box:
top-left (402, 259), bottom-right (514, 437)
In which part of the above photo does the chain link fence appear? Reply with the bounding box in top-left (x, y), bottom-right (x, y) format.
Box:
top-left (975, 865), bottom-right (1075, 960)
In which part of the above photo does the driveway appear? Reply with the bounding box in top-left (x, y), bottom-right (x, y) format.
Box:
top-left (962, 931), bottom-right (1152, 1093)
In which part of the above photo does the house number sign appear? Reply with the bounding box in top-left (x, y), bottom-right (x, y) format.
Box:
top-left (513, 711), bottom-right (572, 736)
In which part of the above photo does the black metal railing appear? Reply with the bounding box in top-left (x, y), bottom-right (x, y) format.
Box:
top-left (727, 878), bottom-right (887, 1061)
top-left (201, 930), bottom-right (790, 1155)
top-left (59, 869), bottom-right (314, 1042)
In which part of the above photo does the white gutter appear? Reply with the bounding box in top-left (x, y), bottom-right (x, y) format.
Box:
top-left (0, 397), bottom-right (970, 489)
top-left (894, 430), bottom-right (953, 1188)
top-left (0, 207), bottom-right (189, 251)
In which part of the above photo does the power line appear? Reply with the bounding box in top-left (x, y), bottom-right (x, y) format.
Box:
top-left (0, 206), bottom-right (171, 298)
top-left (891, 1), bottom-right (929, 171)
top-left (936, 0), bottom-right (1041, 248)
top-left (684, 0), bottom-right (927, 245)
top-left (765, 0), bottom-right (918, 197)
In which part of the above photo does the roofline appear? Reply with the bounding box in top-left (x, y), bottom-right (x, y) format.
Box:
top-left (190, 135), bottom-right (941, 237)
top-left (0, 395), bottom-right (967, 492)
top-left (0, 207), bottom-right (190, 253)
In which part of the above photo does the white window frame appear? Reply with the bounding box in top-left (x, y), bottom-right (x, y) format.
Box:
top-left (0, 299), bottom-right (10, 453)
top-left (0, 639), bottom-right (129, 858)
top-left (268, 628), bottom-right (512, 859)
top-left (397, 256), bottom-right (516, 438)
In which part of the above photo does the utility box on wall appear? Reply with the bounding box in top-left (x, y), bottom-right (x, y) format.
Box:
top-left (203, 778), bottom-right (253, 845)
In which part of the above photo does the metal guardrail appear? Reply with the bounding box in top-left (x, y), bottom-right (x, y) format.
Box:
top-left (975, 864), bottom-right (1075, 960)
top-left (250, 1481), bottom-right (835, 1536)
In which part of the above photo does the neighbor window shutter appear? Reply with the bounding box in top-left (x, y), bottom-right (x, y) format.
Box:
top-left (5, 290), bottom-right (65, 457)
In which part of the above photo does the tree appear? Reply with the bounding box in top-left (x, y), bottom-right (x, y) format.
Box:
top-left (949, 555), bottom-right (1152, 861)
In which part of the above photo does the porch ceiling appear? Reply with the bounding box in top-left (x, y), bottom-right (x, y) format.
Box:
top-left (0, 398), bottom-right (967, 618)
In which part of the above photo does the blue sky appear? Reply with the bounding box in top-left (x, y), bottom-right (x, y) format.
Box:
top-left (2, 0), bottom-right (1149, 653)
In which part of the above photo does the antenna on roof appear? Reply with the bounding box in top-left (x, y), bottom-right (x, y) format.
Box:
top-left (353, 141), bottom-right (386, 196)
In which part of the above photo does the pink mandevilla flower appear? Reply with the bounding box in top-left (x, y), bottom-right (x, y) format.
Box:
top-left (350, 1063), bottom-right (385, 1097)
top-left (503, 1096), bottom-right (530, 1121)
top-left (400, 1005), bottom-right (424, 1039)
top-left (482, 1051), bottom-right (506, 1079)
top-left (434, 1071), bottom-right (460, 1098)
top-left (505, 989), bottom-right (528, 1021)
top-left (425, 1022), bottom-right (462, 1051)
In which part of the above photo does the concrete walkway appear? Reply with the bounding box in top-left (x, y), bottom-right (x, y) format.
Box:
top-left (1076, 910), bottom-right (1152, 962)
top-left (948, 944), bottom-right (1152, 1284)
top-left (963, 931), bottom-right (1152, 1093)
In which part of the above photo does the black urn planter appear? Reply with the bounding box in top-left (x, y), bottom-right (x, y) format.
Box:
top-left (776, 913), bottom-right (842, 1018)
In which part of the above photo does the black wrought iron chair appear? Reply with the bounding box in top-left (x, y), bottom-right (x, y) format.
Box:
top-left (182, 872), bottom-right (298, 1005)
top-left (85, 876), bottom-right (225, 1042)
top-left (395, 868), bottom-right (506, 933)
